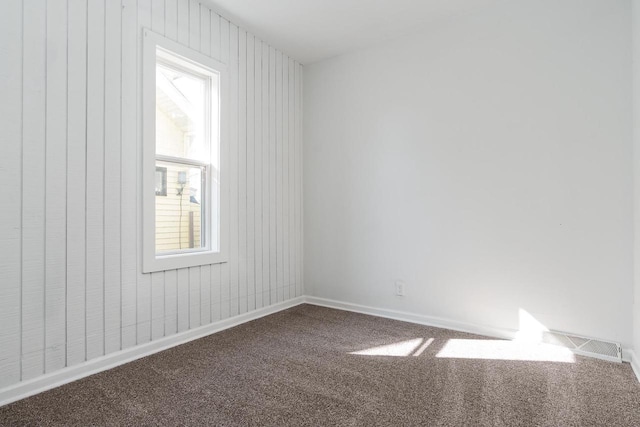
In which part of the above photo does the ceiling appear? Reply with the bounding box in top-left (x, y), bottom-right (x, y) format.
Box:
top-left (205, 0), bottom-right (501, 64)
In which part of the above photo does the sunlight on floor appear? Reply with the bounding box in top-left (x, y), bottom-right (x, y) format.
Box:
top-left (413, 338), bottom-right (434, 356)
top-left (436, 339), bottom-right (575, 363)
top-left (349, 338), bottom-right (433, 357)
top-left (348, 309), bottom-right (576, 362)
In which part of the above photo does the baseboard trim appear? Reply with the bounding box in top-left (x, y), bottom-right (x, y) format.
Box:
top-left (0, 297), bottom-right (305, 408)
top-left (304, 296), bottom-right (637, 373)
top-left (3, 294), bottom-right (637, 407)
top-left (629, 350), bottom-right (640, 383)
top-left (303, 296), bottom-right (518, 341)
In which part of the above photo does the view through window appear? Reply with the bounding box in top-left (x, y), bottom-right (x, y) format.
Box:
top-left (154, 50), bottom-right (220, 254)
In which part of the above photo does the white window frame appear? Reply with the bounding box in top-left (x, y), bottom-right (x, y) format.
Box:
top-left (142, 28), bottom-right (228, 273)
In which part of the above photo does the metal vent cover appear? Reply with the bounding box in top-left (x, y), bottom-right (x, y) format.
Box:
top-left (541, 331), bottom-right (621, 363)
top-left (567, 335), bottom-right (589, 348)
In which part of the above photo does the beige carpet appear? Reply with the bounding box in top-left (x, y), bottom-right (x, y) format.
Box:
top-left (1, 304), bottom-right (639, 426)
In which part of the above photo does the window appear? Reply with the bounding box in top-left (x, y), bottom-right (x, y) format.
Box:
top-left (155, 167), bottom-right (167, 196)
top-left (143, 29), bottom-right (228, 273)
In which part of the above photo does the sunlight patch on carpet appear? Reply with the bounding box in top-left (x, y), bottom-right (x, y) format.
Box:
top-left (436, 339), bottom-right (576, 363)
top-left (349, 338), bottom-right (430, 357)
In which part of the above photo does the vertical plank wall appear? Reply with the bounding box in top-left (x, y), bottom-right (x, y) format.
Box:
top-left (0, 0), bottom-right (304, 390)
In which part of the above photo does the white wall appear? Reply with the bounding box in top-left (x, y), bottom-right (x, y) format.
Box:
top-left (634, 0), bottom-right (640, 359)
top-left (0, 0), bottom-right (303, 390)
top-left (304, 0), bottom-right (633, 347)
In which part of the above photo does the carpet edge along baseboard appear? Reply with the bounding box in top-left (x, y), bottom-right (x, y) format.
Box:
top-left (0, 297), bottom-right (306, 407)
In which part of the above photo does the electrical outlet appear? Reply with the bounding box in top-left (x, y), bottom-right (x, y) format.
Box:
top-left (395, 281), bottom-right (405, 296)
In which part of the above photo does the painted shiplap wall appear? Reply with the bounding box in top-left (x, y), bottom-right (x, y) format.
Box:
top-left (0, 0), bottom-right (303, 389)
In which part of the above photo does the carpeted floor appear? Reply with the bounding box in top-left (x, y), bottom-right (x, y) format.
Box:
top-left (1, 304), bottom-right (639, 426)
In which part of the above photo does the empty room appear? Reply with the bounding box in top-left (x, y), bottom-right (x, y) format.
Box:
top-left (1, 0), bottom-right (640, 425)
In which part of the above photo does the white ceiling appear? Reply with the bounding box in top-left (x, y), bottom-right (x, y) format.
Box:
top-left (205, 0), bottom-right (501, 64)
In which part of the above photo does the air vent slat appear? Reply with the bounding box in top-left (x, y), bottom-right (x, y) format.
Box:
top-left (566, 335), bottom-right (589, 348)
top-left (541, 331), bottom-right (621, 363)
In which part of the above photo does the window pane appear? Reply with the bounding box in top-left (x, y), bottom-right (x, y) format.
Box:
top-left (155, 167), bottom-right (167, 196)
top-left (155, 62), bottom-right (211, 161)
top-left (155, 160), bottom-right (206, 253)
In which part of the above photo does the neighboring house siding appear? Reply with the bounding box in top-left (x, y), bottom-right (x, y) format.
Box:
top-left (154, 106), bottom-right (203, 252)
top-left (155, 168), bottom-right (203, 252)
top-left (0, 0), bottom-right (303, 391)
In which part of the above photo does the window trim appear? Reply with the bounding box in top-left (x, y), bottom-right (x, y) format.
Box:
top-left (142, 28), bottom-right (228, 273)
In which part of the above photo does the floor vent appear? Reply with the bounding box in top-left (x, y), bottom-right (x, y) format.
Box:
top-left (541, 331), bottom-right (621, 363)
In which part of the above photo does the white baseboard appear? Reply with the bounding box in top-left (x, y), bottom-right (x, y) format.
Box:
top-left (0, 297), bottom-right (305, 408)
top-left (304, 296), bottom-right (638, 376)
top-left (629, 349), bottom-right (640, 383)
top-left (3, 294), bottom-right (637, 407)
top-left (304, 296), bottom-right (518, 341)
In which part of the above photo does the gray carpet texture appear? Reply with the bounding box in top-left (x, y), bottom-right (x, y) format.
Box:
top-left (1, 304), bottom-right (639, 426)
